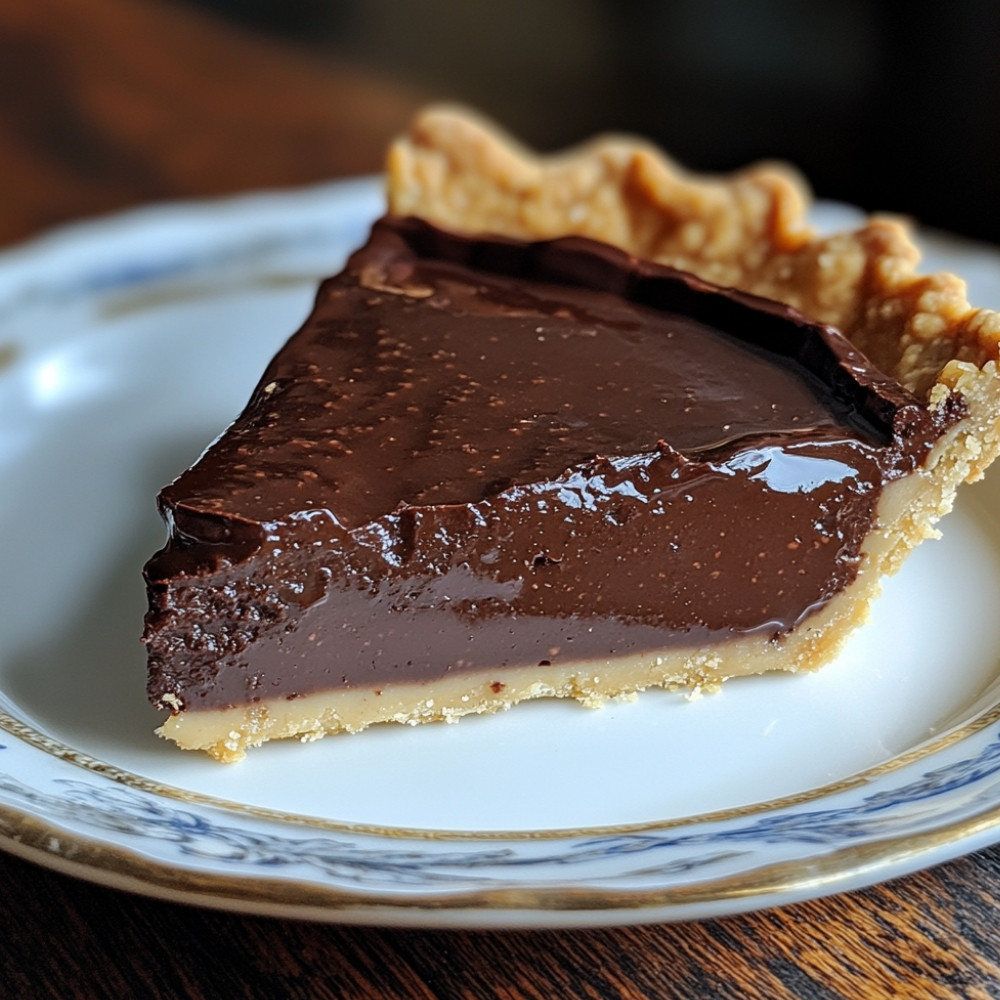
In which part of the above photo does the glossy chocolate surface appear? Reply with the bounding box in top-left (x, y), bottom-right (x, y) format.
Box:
top-left (144, 217), bottom-right (958, 712)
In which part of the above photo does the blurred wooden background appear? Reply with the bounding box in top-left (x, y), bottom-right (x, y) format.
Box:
top-left (0, 0), bottom-right (418, 246)
top-left (2, 0), bottom-right (999, 247)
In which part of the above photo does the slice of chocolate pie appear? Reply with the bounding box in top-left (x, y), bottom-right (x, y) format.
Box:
top-left (143, 110), bottom-right (1000, 760)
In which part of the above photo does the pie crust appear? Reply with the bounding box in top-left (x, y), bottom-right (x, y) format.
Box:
top-left (149, 108), bottom-right (1000, 759)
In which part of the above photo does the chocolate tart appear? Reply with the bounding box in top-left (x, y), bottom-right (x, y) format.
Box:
top-left (143, 111), bottom-right (1000, 761)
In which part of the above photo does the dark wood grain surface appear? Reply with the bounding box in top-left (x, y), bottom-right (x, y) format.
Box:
top-left (2, 1), bottom-right (1000, 997)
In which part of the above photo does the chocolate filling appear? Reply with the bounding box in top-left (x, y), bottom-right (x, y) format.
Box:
top-left (143, 217), bottom-right (960, 713)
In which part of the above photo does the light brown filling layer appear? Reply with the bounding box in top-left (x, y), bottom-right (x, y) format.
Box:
top-left (160, 375), bottom-right (1000, 762)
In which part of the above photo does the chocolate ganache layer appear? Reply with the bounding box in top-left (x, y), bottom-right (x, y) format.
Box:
top-left (143, 216), bottom-right (959, 714)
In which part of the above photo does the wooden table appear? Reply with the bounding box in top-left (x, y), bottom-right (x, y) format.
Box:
top-left (2, 1), bottom-right (999, 996)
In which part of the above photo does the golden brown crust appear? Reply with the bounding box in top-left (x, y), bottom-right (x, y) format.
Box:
top-left (160, 108), bottom-right (1000, 759)
top-left (387, 105), bottom-right (1000, 402)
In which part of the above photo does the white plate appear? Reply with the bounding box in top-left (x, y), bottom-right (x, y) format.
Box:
top-left (2, 178), bottom-right (1000, 928)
